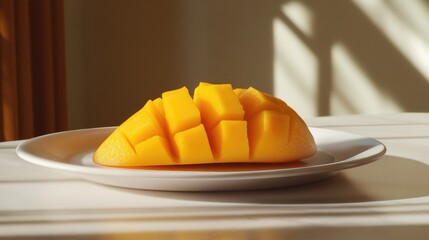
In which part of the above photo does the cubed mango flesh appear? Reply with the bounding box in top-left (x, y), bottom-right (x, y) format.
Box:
top-left (238, 87), bottom-right (316, 162)
top-left (209, 120), bottom-right (249, 162)
top-left (247, 110), bottom-right (290, 162)
top-left (173, 124), bottom-right (214, 164)
top-left (236, 87), bottom-right (288, 120)
top-left (162, 87), bottom-right (201, 135)
top-left (118, 100), bottom-right (164, 145)
top-left (152, 98), bottom-right (165, 122)
top-left (93, 83), bottom-right (316, 167)
top-left (233, 88), bottom-right (246, 96)
top-left (135, 136), bottom-right (175, 165)
top-left (194, 83), bottom-right (244, 130)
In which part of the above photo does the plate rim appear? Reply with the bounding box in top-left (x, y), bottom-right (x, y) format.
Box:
top-left (16, 127), bottom-right (386, 179)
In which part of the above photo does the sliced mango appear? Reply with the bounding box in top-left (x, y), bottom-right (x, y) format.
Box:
top-left (236, 87), bottom-right (288, 120)
top-left (93, 130), bottom-right (138, 166)
top-left (233, 88), bottom-right (246, 96)
top-left (194, 83), bottom-right (244, 130)
top-left (192, 82), bottom-right (210, 101)
top-left (247, 110), bottom-right (290, 162)
top-left (135, 136), bottom-right (175, 165)
top-left (152, 97), bottom-right (165, 121)
top-left (162, 87), bottom-right (201, 135)
top-left (238, 87), bottom-right (316, 162)
top-left (209, 120), bottom-right (249, 162)
top-left (173, 124), bottom-right (214, 164)
top-left (118, 100), bottom-right (164, 145)
top-left (94, 83), bottom-right (316, 167)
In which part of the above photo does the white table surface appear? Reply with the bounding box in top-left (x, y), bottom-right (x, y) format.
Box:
top-left (1, 112), bottom-right (429, 239)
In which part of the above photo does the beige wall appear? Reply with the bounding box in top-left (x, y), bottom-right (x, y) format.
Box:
top-left (65, 0), bottom-right (429, 130)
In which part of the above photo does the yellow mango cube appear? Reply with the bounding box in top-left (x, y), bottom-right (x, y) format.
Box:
top-left (194, 83), bottom-right (244, 130)
top-left (237, 87), bottom-right (288, 120)
top-left (173, 124), bottom-right (214, 164)
top-left (233, 88), bottom-right (246, 96)
top-left (162, 87), bottom-right (201, 135)
top-left (152, 97), bottom-right (165, 121)
top-left (192, 82), bottom-right (211, 101)
top-left (209, 120), bottom-right (249, 162)
top-left (247, 110), bottom-right (290, 162)
top-left (135, 136), bottom-right (175, 165)
top-left (118, 100), bottom-right (164, 145)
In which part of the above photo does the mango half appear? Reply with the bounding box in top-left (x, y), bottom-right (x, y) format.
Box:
top-left (93, 83), bottom-right (316, 167)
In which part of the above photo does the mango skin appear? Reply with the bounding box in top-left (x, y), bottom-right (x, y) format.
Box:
top-left (93, 83), bottom-right (316, 167)
top-left (118, 100), bottom-right (164, 146)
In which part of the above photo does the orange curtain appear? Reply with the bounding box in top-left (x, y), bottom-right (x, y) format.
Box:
top-left (0, 0), bottom-right (67, 141)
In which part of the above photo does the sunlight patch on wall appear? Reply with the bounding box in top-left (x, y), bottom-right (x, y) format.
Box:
top-left (281, 1), bottom-right (314, 38)
top-left (273, 2), bottom-right (317, 117)
top-left (331, 42), bottom-right (402, 115)
top-left (352, 0), bottom-right (429, 82)
top-left (386, 0), bottom-right (429, 41)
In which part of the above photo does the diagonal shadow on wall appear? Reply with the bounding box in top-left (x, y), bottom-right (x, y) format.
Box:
top-left (276, 0), bottom-right (429, 115)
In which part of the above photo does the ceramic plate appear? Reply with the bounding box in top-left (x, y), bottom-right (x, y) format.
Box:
top-left (16, 127), bottom-right (386, 191)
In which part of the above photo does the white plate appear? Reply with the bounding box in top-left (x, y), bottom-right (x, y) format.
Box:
top-left (16, 127), bottom-right (386, 191)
